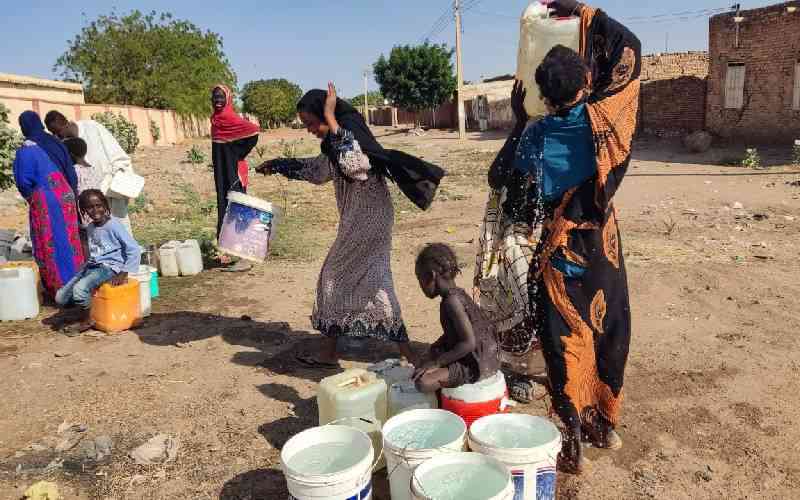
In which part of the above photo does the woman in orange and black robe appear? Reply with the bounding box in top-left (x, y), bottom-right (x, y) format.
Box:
top-left (506, 2), bottom-right (642, 471)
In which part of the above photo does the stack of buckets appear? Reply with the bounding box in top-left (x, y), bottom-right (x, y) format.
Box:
top-left (280, 365), bottom-right (562, 500)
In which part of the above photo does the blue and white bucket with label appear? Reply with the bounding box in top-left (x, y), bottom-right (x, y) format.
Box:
top-left (218, 191), bottom-right (275, 263)
top-left (468, 414), bottom-right (561, 500)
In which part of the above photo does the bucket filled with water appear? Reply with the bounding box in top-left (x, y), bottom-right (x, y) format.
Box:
top-left (411, 452), bottom-right (513, 500)
top-left (469, 414), bottom-right (561, 500)
top-left (281, 424), bottom-right (374, 500)
top-left (218, 192), bottom-right (275, 263)
top-left (382, 409), bottom-right (466, 500)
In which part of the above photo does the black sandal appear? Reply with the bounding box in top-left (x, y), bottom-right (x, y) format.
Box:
top-left (295, 353), bottom-right (339, 369)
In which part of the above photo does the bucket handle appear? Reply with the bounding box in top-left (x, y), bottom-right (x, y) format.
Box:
top-left (324, 417), bottom-right (385, 475)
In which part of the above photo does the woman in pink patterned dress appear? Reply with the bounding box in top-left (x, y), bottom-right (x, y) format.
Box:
top-left (13, 111), bottom-right (84, 298)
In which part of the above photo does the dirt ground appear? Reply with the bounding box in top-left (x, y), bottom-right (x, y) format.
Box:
top-left (1, 126), bottom-right (799, 499)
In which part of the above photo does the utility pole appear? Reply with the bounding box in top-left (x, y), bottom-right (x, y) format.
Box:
top-left (363, 69), bottom-right (369, 125)
top-left (455, 0), bottom-right (466, 140)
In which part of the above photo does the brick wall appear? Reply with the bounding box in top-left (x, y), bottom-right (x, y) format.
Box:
top-left (639, 53), bottom-right (709, 136)
top-left (707, 2), bottom-right (800, 143)
top-left (641, 52), bottom-right (709, 81)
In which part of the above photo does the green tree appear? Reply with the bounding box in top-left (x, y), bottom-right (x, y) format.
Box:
top-left (241, 79), bottom-right (303, 129)
top-left (55, 10), bottom-right (236, 116)
top-left (348, 91), bottom-right (385, 109)
top-left (0, 104), bottom-right (23, 191)
top-left (373, 43), bottom-right (457, 117)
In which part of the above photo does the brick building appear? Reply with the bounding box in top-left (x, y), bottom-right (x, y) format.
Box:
top-left (639, 52), bottom-right (709, 136)
top-left (707, 2), bottom-right (800, 142)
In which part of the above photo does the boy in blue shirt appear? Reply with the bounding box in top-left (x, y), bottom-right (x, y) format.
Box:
top-left (56, 189), bottom-right (141, 335)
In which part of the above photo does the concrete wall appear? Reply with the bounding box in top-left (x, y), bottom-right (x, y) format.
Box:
top-left (0, 73), bottom-right (259, 147)
top-left (0, 95), bottom-right (215, 146)
top-left (0, 73), bottom-right (84, 105)
top-left (707, 2), bottom-right (800, 143)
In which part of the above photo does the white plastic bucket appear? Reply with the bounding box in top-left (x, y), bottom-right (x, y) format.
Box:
top-left (132, 266), bottom-right (153, 317)
top-left (382, 409), bottom-right (467, 500)
top-left (218, 192), bottom-right (275, 263)
top-left (411, 452), bottom-right (513, 500)
top-left (281, 425), bottom-right (375, 500)
top-left (469, 414), bottom-right (561, 500)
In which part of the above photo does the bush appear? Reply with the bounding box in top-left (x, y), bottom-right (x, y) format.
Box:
top-left (185, 145), bottom-right (207, 165)
top-left (92, 111), bottom-right (139, 154)
top-left (741, 148), bottom-right (761, 169)
top-left (150, 119), bottom-right (161, 143)
top-left (0, 104), bottom-right (23, 191)
top-left (793, 140), bottom-right (800, 166)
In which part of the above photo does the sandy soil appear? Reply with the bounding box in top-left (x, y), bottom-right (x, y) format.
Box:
top-left (1, 127), bottom-right (799, 499)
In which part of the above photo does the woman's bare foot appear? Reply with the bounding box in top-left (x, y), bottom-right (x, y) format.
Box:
top-left (582, 413), bottom-right (623, 450)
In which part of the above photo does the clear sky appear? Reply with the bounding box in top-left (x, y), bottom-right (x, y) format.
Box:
top-left (1, 1), bottom-right (765, 100)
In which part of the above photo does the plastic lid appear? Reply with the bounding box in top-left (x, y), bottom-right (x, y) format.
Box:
top-left (227, 191), bottom-right (273, 213)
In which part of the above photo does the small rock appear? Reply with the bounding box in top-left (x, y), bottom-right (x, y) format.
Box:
top-left (22, 481), bottom-right (61, 500)
top-left (28, 444), bottom-right (48, 452)
top-left (129, 474), bottom-right (147, 486)
top-left (54, 352), bottom-right (71, 358)
top-left (130, 434), bottom-right (179, 465)
top-left (732, 202), bottom-right (744, 210)
top-left (683, 130), bottom-right (713, 153)
top-left (752, 213), bottom-right (769, 221)
top-left (784, 215), bottom-right (796, 221)
top-left (695, 469), bottom-right (713, 482)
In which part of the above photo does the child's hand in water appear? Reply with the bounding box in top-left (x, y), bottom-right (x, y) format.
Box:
top-left (110, 272), bottom-right (128, 287)
top-left (413, 360), bottom-right (440, 381)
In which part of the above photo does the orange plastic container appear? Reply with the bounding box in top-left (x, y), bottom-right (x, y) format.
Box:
top-left (90, 280), bottom-right (141, 333)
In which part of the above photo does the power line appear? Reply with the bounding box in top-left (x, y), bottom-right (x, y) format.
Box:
top-left (418, 2), bottom-right (456, 43)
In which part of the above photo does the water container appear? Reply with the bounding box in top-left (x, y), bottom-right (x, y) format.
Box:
top-left (158, 243), bottom-right (179, 277)
top-left (1, 261), bottom-right (43, 302)
top-left (516, 2), bottom-right (581, 117)
top-left (382, 409), bottom-right (467, 500)
top-left (281, 425), bottom-right (375, 500)
top-left (177, 239), bottom-right (203, 276)
top-left (441, 371), bottom-right (509, 428)
top-left (0, 267), bottom-right (39, 321)
top-left (469, 414), bottom-right (561, 500)
top-left (367, 358), bottom-right (414, 388)
top-left (132, 266), bottom-right (153, 317)
top-left (90, 280), bottom-right (141, 333)
top-left (107, 171), bottom-right (145, 199)
top-left (411, 452), bottom-right (513, 500)
top-left (317, 369), bottom-right (387, 472)
top-left (218, 192), bottom-right (275, 263)
top-left (8, 237), bottom-right (33, 261)
top-left (388, 381), bottom-right (438, 418)
top-left (148, 266), bottom-right (160, 298)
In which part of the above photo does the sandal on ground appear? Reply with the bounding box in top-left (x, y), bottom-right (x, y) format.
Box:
top-left (221, 260), bottom-right (253, 273)
top-left (295, 353), bottom-right (339, 369)
top-left (62, 322), bottom-right (93, 337)
top-left (508, 377), bottom-right (535, 404)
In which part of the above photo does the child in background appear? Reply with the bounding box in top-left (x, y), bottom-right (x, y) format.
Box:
top-left (64, 137), bottom-right (106, 196)
top-left (56, 189), bottom-right (141, 335)
top-left (413, 243), bottom-right (500, 393)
